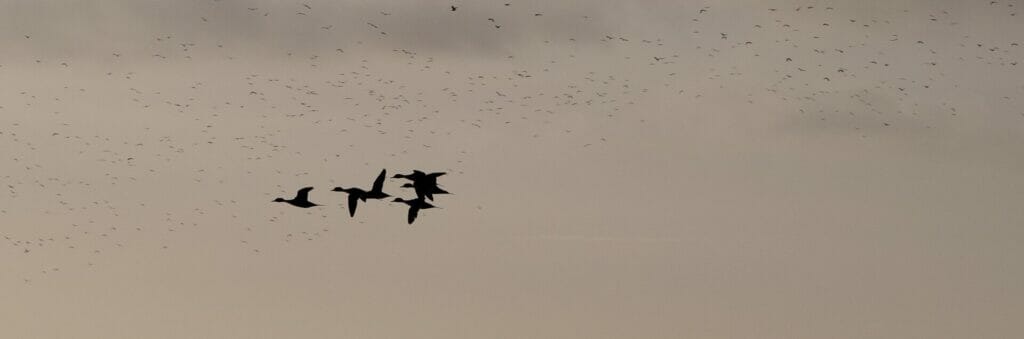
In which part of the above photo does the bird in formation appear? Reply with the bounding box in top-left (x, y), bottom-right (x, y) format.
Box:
top-left (273, 187), bottom-right (320, 208)
top-left (393, 170), bottom-right (448, 201)
top-left (392, 197), bottom-right (437, 225)
top-left (399, 182), bottom-right (449, 201)
top-left (332, 169), bottom-right (390, 217)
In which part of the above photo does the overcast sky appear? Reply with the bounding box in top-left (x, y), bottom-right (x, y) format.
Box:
top-left (1, 1), bottom-right (1023, 338)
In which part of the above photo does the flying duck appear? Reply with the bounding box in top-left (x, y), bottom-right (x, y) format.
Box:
top-left (393, 170), bottom-right (447, 200)
top-left (392, 197), bottom-right (436, 224)
top-left (400, 182), bottom-right (450, 201)
top-left (273, 187), bottom-right (320, 208)
top-left (331, 169), bottom-right (390, 217)
top-left (392, 170), bottom-right (446, 182)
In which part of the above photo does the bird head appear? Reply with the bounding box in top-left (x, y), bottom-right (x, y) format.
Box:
top-left (273, 198), bottom-right (286, 202)
top-left (331, 187), bottom-right (345, 192)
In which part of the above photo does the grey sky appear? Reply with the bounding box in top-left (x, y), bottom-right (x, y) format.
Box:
top-left (1, 1), bottom-right (1023, 338)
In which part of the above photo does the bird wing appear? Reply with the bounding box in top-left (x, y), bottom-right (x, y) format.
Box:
top-left (427, 172), bottom-right (447, 178)
top-left (296, 187), bottom-right (314, 201)
top-left (407, 206), bottom-right (419, 224)
top-left (427, 186), bottom-right (448, 200)
top-left (372, 169), bottom-right (387, 193)
top-left (347, 194), bottom-right (359, 217)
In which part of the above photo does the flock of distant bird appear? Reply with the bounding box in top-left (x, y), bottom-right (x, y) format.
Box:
top-left (4, 0), bottom-right (1021, 286)
top-left (273, 169), bottom-right (448, 224)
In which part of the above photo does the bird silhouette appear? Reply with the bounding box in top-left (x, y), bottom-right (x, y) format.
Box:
top-left (331, 169), bottom-right (390, 217)
top-left (273, 187), bottom-right (320, 208)
top-left (393, 170), bottom-right (447, 200)
top-left (400, 182), bottom-right (450, 201)
top-left (393, 170), bottom-right (445, 182)
top-left (392, 197), bottom-right (436, 224)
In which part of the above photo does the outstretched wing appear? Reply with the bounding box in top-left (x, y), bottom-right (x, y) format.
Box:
top-left (372, 169), bottom-right (387, 193)
top-left (407, 206), bottom-right (419, 224)
top-left (427, 172), bottom-right (446, 179)
top-left (296, 187), bottom-right (314, 201)
top-left (347, 194), bottom-right (359, 217)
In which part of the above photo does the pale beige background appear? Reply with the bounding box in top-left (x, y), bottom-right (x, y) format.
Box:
top-left (1, 0), bottom-right (1023, 338)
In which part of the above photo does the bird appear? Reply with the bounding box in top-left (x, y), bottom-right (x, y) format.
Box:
top-left (400, 182), bottom-right (450, 201)
top-left (392, 170), bottom-right (447, 200)
top-left (392, 170), bottom-right (446, 183)
top-left (451, 5), bottom-right (457, 11)
top-left (392, 197), bottom-right (436, 224)
top-left (331, 169), bottom-right (390, 217)
top-left (273, 187), bottom-right (320, 208)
